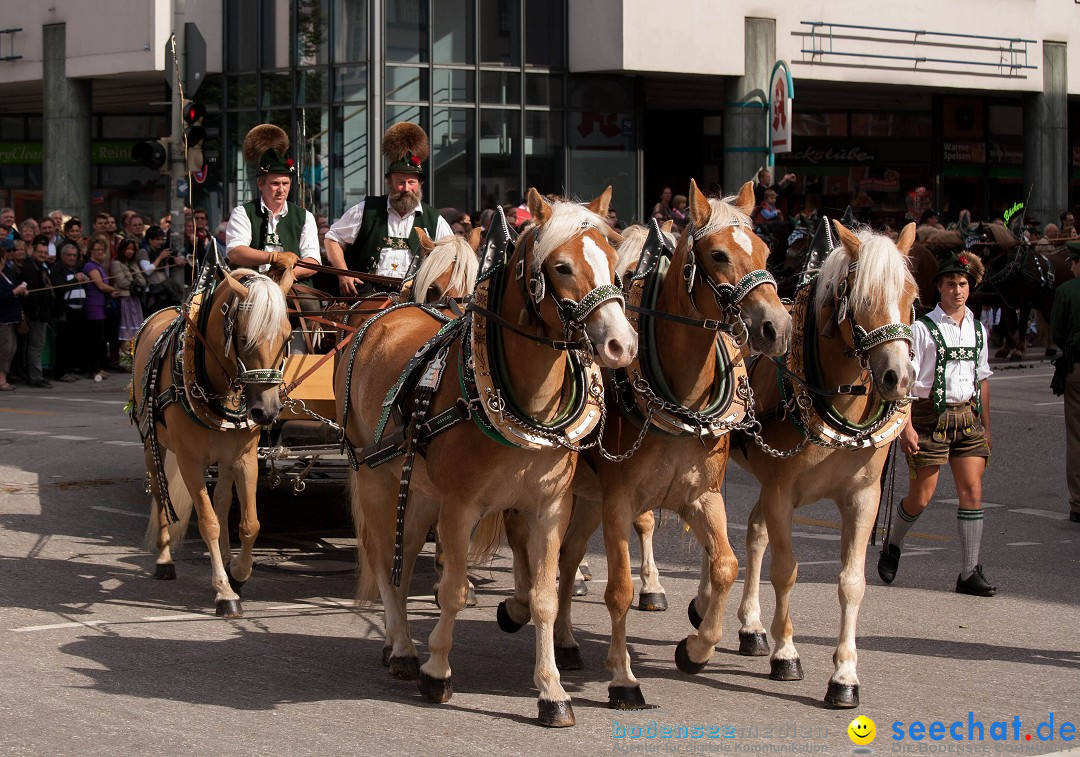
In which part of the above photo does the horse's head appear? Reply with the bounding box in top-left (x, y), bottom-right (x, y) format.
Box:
top-left (815, 222), bottom-right (919, 401)
top-left (682, 179), bottom-right (791, 356)
top-left (220, 269), bottom-right (292, 425)
top-left (408, 227), bottom-right (481, 304)
top-left (519, 186), bottom-right (637, 368)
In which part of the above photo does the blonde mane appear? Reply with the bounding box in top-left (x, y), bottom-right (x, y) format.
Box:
top-left (531, 200), bottom-right (615, 271)
top-left (813, 228), bottom-right (916, 315)
top-left (693, 195), bottom-right (753, 237)
top-left (234, 272), bottom-right (288, 346)
top-left (615, 224), bottom-right (650, 279)
top-left (410, 235), bottom-right (479, 302)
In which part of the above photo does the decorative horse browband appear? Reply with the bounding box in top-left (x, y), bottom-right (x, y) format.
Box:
top-left (775, 277), bottom-right (909, 449)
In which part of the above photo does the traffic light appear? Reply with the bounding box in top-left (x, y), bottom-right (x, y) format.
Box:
top-left (132, 138), bottom-right (169, 173)
top-left (184, 100), bottom-right (206, 175)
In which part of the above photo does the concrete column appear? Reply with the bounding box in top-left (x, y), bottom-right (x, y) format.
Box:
top-left (723, 18), bottom-right (775, 196)
top-left (1024, 41), bottom-right (1067, 227)
top-left (42, 24), bottom-right (92, 224)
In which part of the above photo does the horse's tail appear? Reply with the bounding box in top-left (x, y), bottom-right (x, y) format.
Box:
top-left (350, 473), bottom-right (380, 606)
top-left (143, 451), bottom-right (195, 554)
top-left (469, 511), bottom-right (505, 570)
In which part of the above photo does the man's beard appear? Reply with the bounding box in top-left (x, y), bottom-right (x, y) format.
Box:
top-left (389, 186), bottom-right (423, 217)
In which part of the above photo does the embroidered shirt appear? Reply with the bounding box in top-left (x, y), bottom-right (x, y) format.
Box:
top-left (910, 304), bottom-right (992, 404)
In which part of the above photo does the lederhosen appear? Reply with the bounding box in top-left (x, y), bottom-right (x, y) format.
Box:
top-left (343, 195), bottom-right (442, 279)
top-left (909, 315), bottom-right (988, 465)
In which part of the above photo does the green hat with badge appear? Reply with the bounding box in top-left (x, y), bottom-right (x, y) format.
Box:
top-left (382, 122), bottom-right (428, 180)
top-left (1066, 240), bottom-right (1080, 261)
top-left (935, 251), bottom-right (985, 287)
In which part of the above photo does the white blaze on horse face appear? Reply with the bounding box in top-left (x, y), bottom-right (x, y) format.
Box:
top-left (579, 234), bottom-right (637, 368)
top-left (731, 227), bottom-right (753, 257)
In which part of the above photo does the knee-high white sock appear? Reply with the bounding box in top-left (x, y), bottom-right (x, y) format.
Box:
top-left (957, 508), bottom-right (984, 579)
top-left (887, 497), bottom-right (920, 548)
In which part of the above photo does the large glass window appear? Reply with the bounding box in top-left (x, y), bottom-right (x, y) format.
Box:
top-left (480, 70), bottom-right (521, 105)
top-left (567, 76), bottom-right (636, 221)
top-left (296, 107), bottom-right (330, 212)
top-left (335, 65), bottom-right (368, 103)
top-left (433, 107), bottom-right (475, 212)
top-left (263, 0), bottom-right (291, 70)
top-left (333, 105), bottom-right (369, 211)
top-left (386, 0), bottom-right (429, 63)
top-left (227, 0), bottom-right (259, 72)
top-left (480, 0), bottom-right (520, 66)
top-left (334, 0), bottom-right (368, 63)
top-left (297, 69), bottom-right (328, 105)
top-left (525, 0), bottom-right (564, 68)
top-left (525, 110), bottom-right (562, 196)
top-left (433, 0), bottom-right (474, 65)
top-left (480, 108), bottom-right (521, 209)
top-left (296, 0), bottom-right (329, 66)
top-left (386, 66), bottom-right (429, 102)
top-left (433, 69), bottom-right (474, 103)
top-left (261, 72), bottom-right (293, 109)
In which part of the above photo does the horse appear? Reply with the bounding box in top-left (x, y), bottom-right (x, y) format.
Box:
top-left (403, 227), bottom-right (482, 305)
top-left (499, 180), bottom-right (792, 709)
top-left (338, 187), bottom-right (636, 727)
top-left (728, 221), bottom-right (919, 708)
top-left (131, 266), bottom-right (294, 618)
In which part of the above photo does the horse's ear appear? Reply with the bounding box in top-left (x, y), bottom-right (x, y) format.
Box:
top-left (833, 219), bottom-right (862, 258)
top-left (414, 227), bottom-right (437, 253)
top-left (688, 179), bottom-right (711, 230)
top-left (586, 185), bottom-right (613, 219)
top-left (734, 180), bottom-right (756, 216)
top-left (278, 266), bottom-right (295, 295)
top-left (467, 226), bottom-right (483, 252)
top-left (607, 227), bottom-right (624, 246)
top-left (895, 222), bottom-right (917, 256)
top-left (661, 220), bottom-right (674, 235)
top-left (222, 271), bottom-right (251, 299)
top-left (527, 187), bottom-right (552, 226)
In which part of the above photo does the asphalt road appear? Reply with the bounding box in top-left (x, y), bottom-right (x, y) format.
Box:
top-left (0, 361), bottom-right (1077, 757)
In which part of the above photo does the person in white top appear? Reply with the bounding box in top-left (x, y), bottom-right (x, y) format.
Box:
top-left (324, 122), bottom-right (452, 295)
top-left (225, 124), bottom-right (318, 278)
top-left (878, 251), bottom-right (997, 597)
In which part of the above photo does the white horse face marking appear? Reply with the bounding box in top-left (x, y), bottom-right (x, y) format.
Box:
top-left (580, 236), bottom-right (613, 287)
top-left (731, 227), bottom-right (753, 256)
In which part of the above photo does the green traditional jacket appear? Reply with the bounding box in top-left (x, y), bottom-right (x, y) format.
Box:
top-left (343, 195), bottom-right (442, 275)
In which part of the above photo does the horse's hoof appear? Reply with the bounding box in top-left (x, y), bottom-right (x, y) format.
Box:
top-left (824, 681), bottom-right (860, 709)
top-left (224, 563), bottom-right (247, 596)
top-left (537, 699), bottom-right (575, 728)
top-left (608, 685), bottom-right (657, 710)
top-left (555, 645), bottom-right (583, 671)
top-left (674, 638), bottom-right (708, 675)
top-left (738, 631), bottom-right (770, 656)
top-left (417, 671), bottom-right (453, 703)
top-left (215, 598), bottom-right (243, 618)
top-left (381, 646), bottom-right (392, 666)
top-left (572, 579), bottom-right (588, 597)
top-left (465, 584), bottom-right (477, 607)
top-left (389, 655), bottom-right (420, 681)
top-left (579, 563), bottom-right (592, 581)
top-left (153, 563), bottom-right (176, 580)
top-left (496, 600), bottom-right (525, 633)
top-left (770, 657), bottom-right (804, 681)
top-left (687, 598), bottom-right (703, 629)
top-left (637, 592), bottom-right (668, 612)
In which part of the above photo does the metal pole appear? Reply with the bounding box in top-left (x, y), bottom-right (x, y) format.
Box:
top-left (170, 0), bottom-right (187, 256)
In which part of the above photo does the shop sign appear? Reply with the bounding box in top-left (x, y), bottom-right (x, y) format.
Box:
top-left (0, 141), bottom-right (137, 165)
top-left (572, 112), bottom-right (633, 151)
top-left (1003, 202), bottom-right (1024, 226)
top-left (769, 61), bottom-right (794, 155)
top-left (788, 145), bottom-right (875, 164)
top-left (988, 142), bottom-right (1023, 166)
top-left (944, 141), bottom-right (985, 164)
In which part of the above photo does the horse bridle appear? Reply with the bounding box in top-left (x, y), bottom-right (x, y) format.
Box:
top-left (830, 260), bottom-right (914, 367)
top-left (516, 222), bottom-right (626, 345)
top-left (683, 218), bottom-right (777, 323)
top-left (219, 280), bottom-right (290, 387)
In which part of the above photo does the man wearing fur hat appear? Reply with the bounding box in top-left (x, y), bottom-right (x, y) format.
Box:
top-left (324, 122), bottom-right (452, 295)
top-left (878, 251), bottom-right (997, 596)
top-left (225, 124), bottom-right (318, 278)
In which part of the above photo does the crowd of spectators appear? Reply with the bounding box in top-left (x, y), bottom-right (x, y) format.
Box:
top-left (0, 206), bottom-right (221, 390)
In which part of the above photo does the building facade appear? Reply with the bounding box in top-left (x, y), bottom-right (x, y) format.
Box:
top-left (1, 1), bottom-right (1078, 233)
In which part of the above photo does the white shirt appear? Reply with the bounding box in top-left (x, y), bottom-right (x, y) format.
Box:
top-left (225, 198), bottom-right (321, 272)
top-left (911, 304), bottom-right (993, 404)
top-left (325, 197), bottom-right (454, 248)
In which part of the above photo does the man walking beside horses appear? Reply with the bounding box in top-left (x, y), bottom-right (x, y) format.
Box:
top-left (1051, 240), bottom-right (1080, 524)
top-left (878, 252), bottom-right (997, 597)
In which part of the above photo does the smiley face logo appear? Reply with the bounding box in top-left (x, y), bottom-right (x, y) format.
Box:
top-left (848, 716), bottom-right (876, 745)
